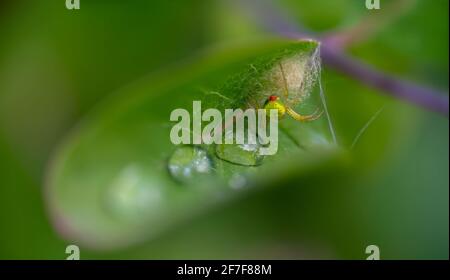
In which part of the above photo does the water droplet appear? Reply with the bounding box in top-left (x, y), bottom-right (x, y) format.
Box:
top-left (168, 145), bottom-right (214, 183)
top-left (105, 165), bottom-right (162, 222)
top-left (228, 173), bottom-right (247, 189)
top-left (215, 131), bottom-right (264, 166)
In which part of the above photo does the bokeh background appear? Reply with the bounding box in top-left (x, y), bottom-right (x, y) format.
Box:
top-left (0, 0), bottom-right (448, 259)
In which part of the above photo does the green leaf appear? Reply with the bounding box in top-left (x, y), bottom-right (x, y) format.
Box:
top-left (45, 38), bottom-right (343, 250)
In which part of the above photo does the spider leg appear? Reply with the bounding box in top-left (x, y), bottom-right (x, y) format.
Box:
top-left (286, 106), bottom-right (323, 122)
top-left (253, 99), bottom-right (261, 110)
top-left (278, 62), bottom-right (289, 100)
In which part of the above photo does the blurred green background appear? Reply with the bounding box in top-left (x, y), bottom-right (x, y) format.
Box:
top-left (0, 0), bottom-right (448, 259)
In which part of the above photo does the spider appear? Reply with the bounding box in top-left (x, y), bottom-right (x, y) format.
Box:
top-left (263, 62), bottom-right (323, 122)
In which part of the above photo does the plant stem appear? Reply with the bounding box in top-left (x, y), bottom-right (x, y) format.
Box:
top-left (321, 45), bottom-right (449, 116)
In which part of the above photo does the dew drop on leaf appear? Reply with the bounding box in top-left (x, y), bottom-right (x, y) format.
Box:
top-left (228, 173), bottom-right (248, 189)
top-left (215, 130), bottom-right (264, 166)
top-left (105, 165), bottom-right (163, 222)
top-left (167, 145), bottom-right (214, 183)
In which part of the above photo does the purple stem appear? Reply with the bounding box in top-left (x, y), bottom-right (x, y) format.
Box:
top-left (320, 46), bottom-right (449, 115)
top-left (240, 0), bottom-right (449, 116)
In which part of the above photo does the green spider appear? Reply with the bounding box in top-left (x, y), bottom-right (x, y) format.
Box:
top-left (263, 62), bottom-right (322, 122)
